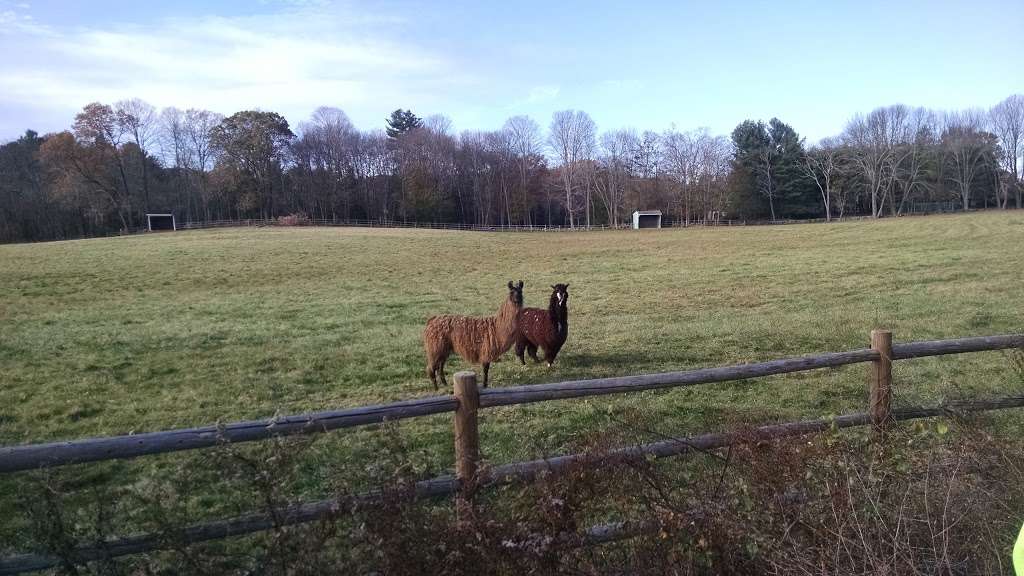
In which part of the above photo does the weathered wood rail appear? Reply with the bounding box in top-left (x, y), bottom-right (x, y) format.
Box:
top-left (4, 395), bottom-right (1024, 575)
top-left (4, 334), bottom-right (1019, 474)
top-left (0, 396), bottom-right (458, 473)
top-left (0, 331), bottom-right (1021, 574)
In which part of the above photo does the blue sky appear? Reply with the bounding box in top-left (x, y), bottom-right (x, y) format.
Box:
top-left (1, 0), bottom-right (1021, 142)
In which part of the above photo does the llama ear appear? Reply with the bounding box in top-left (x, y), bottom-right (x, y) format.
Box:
top-left (516, 280), bottom-right (524, 289)
top-left (564, 283), bottom-right (569, 289)
top-left (508, 281), bottom-right (514, 290)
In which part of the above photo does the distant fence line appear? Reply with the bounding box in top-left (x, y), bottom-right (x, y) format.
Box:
top-left (176, 217), bottom-right (623, 232)
top-left (905, 201), bottom-right (961, 214)
top-left (173, 216), bottom-right (812, 230)
top-left (172, 204), bottom-right (993, 233)
top-left (1, 331), bottom-right (1022, 574)
top-left (168, 211), bottom-right (940, 233)
top-left (5, 205), bottom-right (1011, 245)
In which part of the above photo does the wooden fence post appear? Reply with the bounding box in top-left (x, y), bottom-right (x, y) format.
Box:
top-left (453, 371), bottom-right (480, 518)
top-left (869, 329), bottom-right (893, 434)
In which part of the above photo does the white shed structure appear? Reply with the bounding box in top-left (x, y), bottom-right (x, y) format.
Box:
top-left (632, 210), bottom-right (662, 229)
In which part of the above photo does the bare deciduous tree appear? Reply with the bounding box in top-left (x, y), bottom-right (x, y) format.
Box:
top-left (803, 138), bottom-right (841, 220)
top-left (352, 130), bottom-right (396, 221)
top-left (593, 128), bottom-right (636, 226)
top-left (115, 98), bottom-right (158, 212)
top-left (486, 128), bottom-right (516, 225)
top-left (662, 127), bottom-right (731, 224)
top-left (661, 127), bottom-right (698, 222)
top-left (297, 107), bottom-right (359, 219)
top-left (842, 105), bottom-right (909, 217)
top-left (183, 109), bottom-right (223, 220)
top-left (455, 130), bottom-right (488, 225)
top-left (548, 110), bottom-right (596, 228)
top-left (423, 114), bottom-right (454, 137)
top-left (891, 107), bottom-right (937, 216)
top-left (989, 94), bottom-right (1024, 208)
top-left (942, 110), bottom-right (997, 211)
top-left (159, 107), bottom-right (191, 217)
top-left (504, 116), bottom-right (542, 226)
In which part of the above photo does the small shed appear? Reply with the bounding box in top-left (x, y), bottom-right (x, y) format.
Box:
top-left (632, 210), bottom-right (662, 229)
top-left (146, 213), bottom-right (177, 232)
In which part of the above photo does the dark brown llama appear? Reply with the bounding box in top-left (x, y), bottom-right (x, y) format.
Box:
top-left (423, 280), bottom-right (524, 390)
top-left (515, 283), bottom-right (569, 367)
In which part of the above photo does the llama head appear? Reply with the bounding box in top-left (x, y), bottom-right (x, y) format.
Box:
top-left (550, 283), bottom-right (569, 308)
top-left (507, 280), bottom-right (524, 307)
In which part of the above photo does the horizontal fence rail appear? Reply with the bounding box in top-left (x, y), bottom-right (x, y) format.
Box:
top-left (176, 218), bottom-right (625, 233)
top-left (890, 334), bottom-right (1024, 359)
top-left (0, 396), bottom-right (457, 474)
top-left (1, 332), bottom-right (1022, 574)
top-left (4, 394), bottom-right (1023, 575)
top-left (479, 348), bottom-right (881, 407)
top-left (1, 334), bottom-right (1021, 474)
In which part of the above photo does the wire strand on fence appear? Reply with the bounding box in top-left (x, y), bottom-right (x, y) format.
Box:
top-left (3, 394), bottom-right (1023, 575)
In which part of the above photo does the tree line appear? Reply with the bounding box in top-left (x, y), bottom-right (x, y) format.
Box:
top-left (1, 95), bottom-right (1021, 242)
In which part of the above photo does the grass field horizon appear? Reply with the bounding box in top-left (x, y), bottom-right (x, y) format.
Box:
top-left (2, 211), bottom-right (1023, 449)
top-left (3, 210), bottom-right (1024, 554)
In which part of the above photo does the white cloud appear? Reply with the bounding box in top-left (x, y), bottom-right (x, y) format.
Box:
top-left (0, 6), bottom-right (40, 32)
top-left (0, 0), bottom-right (39, 31)
top-left (0, 3), bottom-right (456, 135)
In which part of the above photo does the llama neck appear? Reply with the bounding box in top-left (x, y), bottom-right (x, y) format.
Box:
top-left (548, 297), bottom-right (568, 331)
top-left (496, 297), bottom-right (521, 334)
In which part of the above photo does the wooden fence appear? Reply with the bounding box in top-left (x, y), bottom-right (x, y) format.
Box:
top-left (9, 206), bottom-right (1006, 246)
top-left (1, 331), bottom-right (1022, 574)
top-left (175, 218), bottom-right (625, 232)
top-left (171, 207), bottom-right (995, 233)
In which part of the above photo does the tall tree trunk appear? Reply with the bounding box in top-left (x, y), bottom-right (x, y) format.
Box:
top-left (585, 175), bottom-right (591, 229)
top-left (116, 164), bottom-right (133, 229)
top-left (563, 172), bottom-right (574, 228)
top-left (141, 153), bottom-right (150, 213)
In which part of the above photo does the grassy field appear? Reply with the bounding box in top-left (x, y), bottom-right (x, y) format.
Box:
top-left (1, 212), bottom-right (1023, 548)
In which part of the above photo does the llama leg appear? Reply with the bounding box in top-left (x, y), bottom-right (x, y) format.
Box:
top-left (427, 363), bottom-right (438, 391)
top-left (437, 358), bottom-right (448, 389)
top-left (482, 362), bottom-right (490, 388)
top-left (527, 343), bottom-right (541, 364)
top-left (546, 342), bottom-right (564, 367)
top-left (515, 336), bottom-right (527, 365)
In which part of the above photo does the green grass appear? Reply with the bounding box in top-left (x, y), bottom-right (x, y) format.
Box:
top-left (1, 212), bottom-right (1023, 548)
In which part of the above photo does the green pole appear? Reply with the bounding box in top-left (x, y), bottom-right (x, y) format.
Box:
top-left (1015, 521), bottom-right (1024, 575)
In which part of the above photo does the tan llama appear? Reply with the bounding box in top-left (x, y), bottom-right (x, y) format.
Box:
top-left (423, 280), bottom-right (524, 389)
